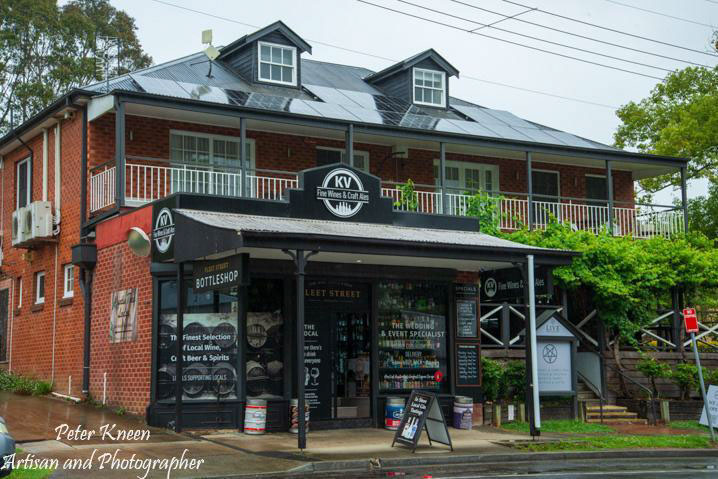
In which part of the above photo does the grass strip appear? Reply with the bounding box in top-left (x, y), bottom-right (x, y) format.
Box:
top-left (502, 419), bottom-right (614, 434)
top-left (516, 434), bottom-right (713, 451)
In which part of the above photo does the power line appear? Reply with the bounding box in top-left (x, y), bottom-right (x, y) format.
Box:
top-left (602, 0), bottom-right (716, 28)
top-left (396, 0), bottom-right (675, 73)
top-left (357, 0), bottom-right (664, 80)
top-left (501, 0), bottom-right (718, 57)
top-left (450, 0), bottom-right (711, 67)
top-left (146, 0), bottom-right (619, 109)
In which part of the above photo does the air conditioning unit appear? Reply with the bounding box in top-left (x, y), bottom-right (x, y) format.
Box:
top-left (11, 207), bottom-right (30, 246)
top-left (28, 201), bottom-right (53, 239)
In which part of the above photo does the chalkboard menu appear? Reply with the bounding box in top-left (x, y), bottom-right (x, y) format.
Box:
top-left (392, 390), bottom-right (453, 452)
top-left (304, 316), bottom-right (332, 420)
top-left (456, 343), bottom-right (480, 386)
top-left (454, 284), bottom-right (478, 339)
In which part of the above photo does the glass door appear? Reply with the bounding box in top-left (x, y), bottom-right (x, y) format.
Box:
top-left (304, 311), bottom-right (371, 421)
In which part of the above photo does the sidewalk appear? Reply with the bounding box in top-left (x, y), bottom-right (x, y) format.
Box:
top-left (0, 391), bottom-right (533, 478)
top-left (18, 426), bottom-right (528, 478)
top-left (4, 392), bottom-right (716, 478)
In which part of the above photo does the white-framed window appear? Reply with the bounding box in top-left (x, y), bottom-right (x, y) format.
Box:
top-left (16, 157), bottom-right (31, 209)
top-left (63, 264), bottom-right (74, 298)
top-left (315, 147), bottom-right (370, 172)
top-left (433, 160), bottom-right (499, 194)
top-left (35, 272), bottom-right (45, 305)
top-left (169, 130), bottom-right (256, 197)
top-left (258, 41), bottom-right (297, 86)
top-left (532, 169), bottom-right (560, 202)
top-left (413, 68), bottom-right (446, 107)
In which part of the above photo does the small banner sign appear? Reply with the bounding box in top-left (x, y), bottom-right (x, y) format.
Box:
top-left (392, 390), bottom-right (453, 452)
top-left (194, 256), bottom-right (242, 293)
top-left (699, 384), bottom-right (718, 428)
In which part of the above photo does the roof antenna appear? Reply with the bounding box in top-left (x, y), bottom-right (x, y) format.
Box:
top-left (202, 29), bottom-right (220, 78)
top-left (94, 36), bottom-right (118, 93)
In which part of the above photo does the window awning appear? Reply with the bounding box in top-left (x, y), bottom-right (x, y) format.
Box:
top-left (172, 209), bottom-right (577, 268)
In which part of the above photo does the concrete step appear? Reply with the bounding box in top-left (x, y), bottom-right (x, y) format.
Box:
top-left (587, 417), bottom-right (647, 424)
top-left (587, 412), bottom-right (639, 419)
top-left (586, 405), bottom-right (629, 412)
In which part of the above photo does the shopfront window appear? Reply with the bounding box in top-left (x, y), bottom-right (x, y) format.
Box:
top-left (156, 279), bottom-right (239, 402)
top-left (247, 278), bottom-right (285, 399)
top-left (377, 280), bottom-right (449, 394)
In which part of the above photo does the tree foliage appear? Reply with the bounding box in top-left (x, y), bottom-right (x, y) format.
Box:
top-left (505, 222), bottom-right (718, 341)
top-left (686, 180), bottom-right (718, 240)
top-left (613, 66), bottom-right (718, 195)
top-left (0, 0), bottom-right (151, 134)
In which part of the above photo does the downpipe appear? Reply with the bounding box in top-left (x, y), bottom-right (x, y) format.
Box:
top-left (80, 267), bottom-right (94, 395)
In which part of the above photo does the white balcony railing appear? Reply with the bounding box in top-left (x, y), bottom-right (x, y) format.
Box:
top-left (89, 161), bottom-right (684, 239)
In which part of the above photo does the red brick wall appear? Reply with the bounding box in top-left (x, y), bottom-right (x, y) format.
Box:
top-left (89, 206), bottom-right (153, 413)
top-left (89, 114), bottom-right (633, 208)
top-left (1, 114), bottom-right (86, 397)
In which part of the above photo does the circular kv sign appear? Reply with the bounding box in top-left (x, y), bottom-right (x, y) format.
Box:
top-left (316, 168), bottom-right (369, 218)
top-left (483, 277), bottom-right (497, 299)
top-left (153, 207), bottom-right (175, 254)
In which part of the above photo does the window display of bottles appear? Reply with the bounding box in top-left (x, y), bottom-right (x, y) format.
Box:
top-left (377, 280), bottom-right (449, 394)
top-left (380, 350), bottom-right (439, 369)
top-left (380, 373), bottom-right (440, 391)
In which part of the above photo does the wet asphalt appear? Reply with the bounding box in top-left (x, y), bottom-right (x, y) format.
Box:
top-left (330, 457), bottom-right (718, 479)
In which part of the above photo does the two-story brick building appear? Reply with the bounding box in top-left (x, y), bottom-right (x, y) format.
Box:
top-left (0, 21), bottom-right (689, 436)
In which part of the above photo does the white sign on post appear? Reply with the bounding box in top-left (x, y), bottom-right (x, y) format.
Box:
top-left (537, 340), bottom-right (572, 393)
top-left (699, 384), bottom-right (718, 428)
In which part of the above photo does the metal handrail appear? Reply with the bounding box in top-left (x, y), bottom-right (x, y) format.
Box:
top-left (577, 369), bottom-right (605, 424)
top-left (603, 360), bottom-right (657, 425)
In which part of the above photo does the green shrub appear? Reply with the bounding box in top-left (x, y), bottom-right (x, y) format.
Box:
top-left (466, 191), bottom-right (504, 235)
top-left (636, 356), bottom-right (672, 397)
top-left (504, 360), bottom-right (526, 401)
top-left (0, 369), bottom-right (52, 396)
top-left (673, 363), bottom-right (699, 400)
top-left (481, 357), bottom-right (506, 402)
top-left (393, 180), bottom-right (419, 212)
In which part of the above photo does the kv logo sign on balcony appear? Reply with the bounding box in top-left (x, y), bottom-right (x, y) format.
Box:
top-left (316, 168), bottom-right (369, 218)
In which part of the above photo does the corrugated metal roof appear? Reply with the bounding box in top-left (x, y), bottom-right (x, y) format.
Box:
top-left (175, 209), bottom-right (572, 253)
top-left (84, 51), bottom-right (616, 152)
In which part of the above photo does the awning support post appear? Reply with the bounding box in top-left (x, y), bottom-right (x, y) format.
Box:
top-left (526, 255), bottom-right (541, 436)
top-left (283, 249), bottom-right (318, 450)
top-left (526, 152), bottom-right (533, 230)
top-left (240, 117), bottom-right (247, 197)
top-left (680, 166), bottom-right (688, 233)
top-left (606, 160), bottom-right (614, 235)
top-left (345, 124), bottom-right (354, 166)
top-left (440, 142), bottom-right (447, 215)
top-left (175, 262), bottom-right (185, 433)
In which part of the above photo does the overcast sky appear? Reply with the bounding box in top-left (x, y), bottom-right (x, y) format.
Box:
top-left (104, 0), bottom-right (718, 202)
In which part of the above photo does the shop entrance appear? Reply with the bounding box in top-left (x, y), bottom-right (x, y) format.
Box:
top-left (304, 280), bottom-right (372, 425)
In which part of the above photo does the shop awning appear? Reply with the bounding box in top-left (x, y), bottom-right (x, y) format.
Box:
top-left (172, 209), bottom-right (577, 267)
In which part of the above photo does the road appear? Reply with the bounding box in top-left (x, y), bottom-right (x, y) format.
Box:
top-left (333, 456), bottom-right (718, 479)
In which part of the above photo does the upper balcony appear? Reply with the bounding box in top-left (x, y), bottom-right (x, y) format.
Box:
top-left (89, 156), bottom-right (684, 239)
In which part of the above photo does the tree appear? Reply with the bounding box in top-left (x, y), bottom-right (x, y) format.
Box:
top-left (686, 181), bottom-right (718, 240)
top-left (0, 0), bottom-right (151, 135)
top-left (613, 67), bottom-right (718, 196)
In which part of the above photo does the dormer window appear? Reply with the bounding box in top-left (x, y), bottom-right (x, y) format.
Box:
top-left (413, 68), bottom-right (446, 107)
top-left (258, 41), bottom-right (297, 86)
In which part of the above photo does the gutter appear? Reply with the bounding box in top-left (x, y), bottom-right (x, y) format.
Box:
top-left (0, 90), bottom-right (94, 155)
